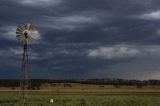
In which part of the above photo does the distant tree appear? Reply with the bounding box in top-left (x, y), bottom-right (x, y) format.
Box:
top-left (12, 87), bottom-right (15, 90)
top-left (99, 85), bottom-right (104, 88)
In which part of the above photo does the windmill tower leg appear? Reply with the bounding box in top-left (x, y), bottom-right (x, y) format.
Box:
top-left (20, 40), bottom-right (29, 106)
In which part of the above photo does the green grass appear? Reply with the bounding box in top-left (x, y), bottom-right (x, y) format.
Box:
top-left (0, 91), bottom-right (160, 106)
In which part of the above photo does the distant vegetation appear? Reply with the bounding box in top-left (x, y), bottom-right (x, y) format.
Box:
top-left (0, 79), bottom-right (160, 90)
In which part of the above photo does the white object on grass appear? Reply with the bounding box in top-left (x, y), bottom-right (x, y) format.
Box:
top-left (50, 99), bottom-right (54, 103)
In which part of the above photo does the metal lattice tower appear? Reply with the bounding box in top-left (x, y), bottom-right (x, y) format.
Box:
top-left (16, 23), bottom-right (39, 106)
top-left (20, 32), bottom-right (29, 105)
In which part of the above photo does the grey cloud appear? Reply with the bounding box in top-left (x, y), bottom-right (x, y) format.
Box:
top-left (136, 10), bottom-right (160, 20)
top-left (88, 44), bottom-right (160, 59)
top-left (0, 47), bottom-right (44, 61)
top-left (38, 11), bottom-right (104, 31)
top-left (0, 26), bottom-right (17, 40)
top-left (106, 58), bottom-right (160, 80)
top-left (15, 0), bottom-right (63, 7)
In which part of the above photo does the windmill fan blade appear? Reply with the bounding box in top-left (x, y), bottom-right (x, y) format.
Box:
top-left (16, 23), bottom-right (39, 44)
top-left (26, 24), bottom-right (30, 30)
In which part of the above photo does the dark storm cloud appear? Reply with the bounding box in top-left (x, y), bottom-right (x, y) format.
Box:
top-left (1, 0), bottom-right (160, 79)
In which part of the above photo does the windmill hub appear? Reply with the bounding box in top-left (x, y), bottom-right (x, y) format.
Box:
top-left (23, 31), bottom-right (28, 38)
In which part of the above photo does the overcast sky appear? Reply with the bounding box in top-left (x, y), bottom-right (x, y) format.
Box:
top-left (1, 0), bottom-right (160, 80)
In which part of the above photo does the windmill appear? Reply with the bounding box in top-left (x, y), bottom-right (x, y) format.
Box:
top-left (16, 23), bottom-right (39, 105)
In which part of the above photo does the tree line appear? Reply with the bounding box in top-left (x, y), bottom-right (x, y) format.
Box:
top-left (0, 79), bottom-right (160, 89)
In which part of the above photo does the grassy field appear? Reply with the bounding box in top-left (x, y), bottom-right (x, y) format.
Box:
top-left (0, 88), bottom-right (160, 106)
